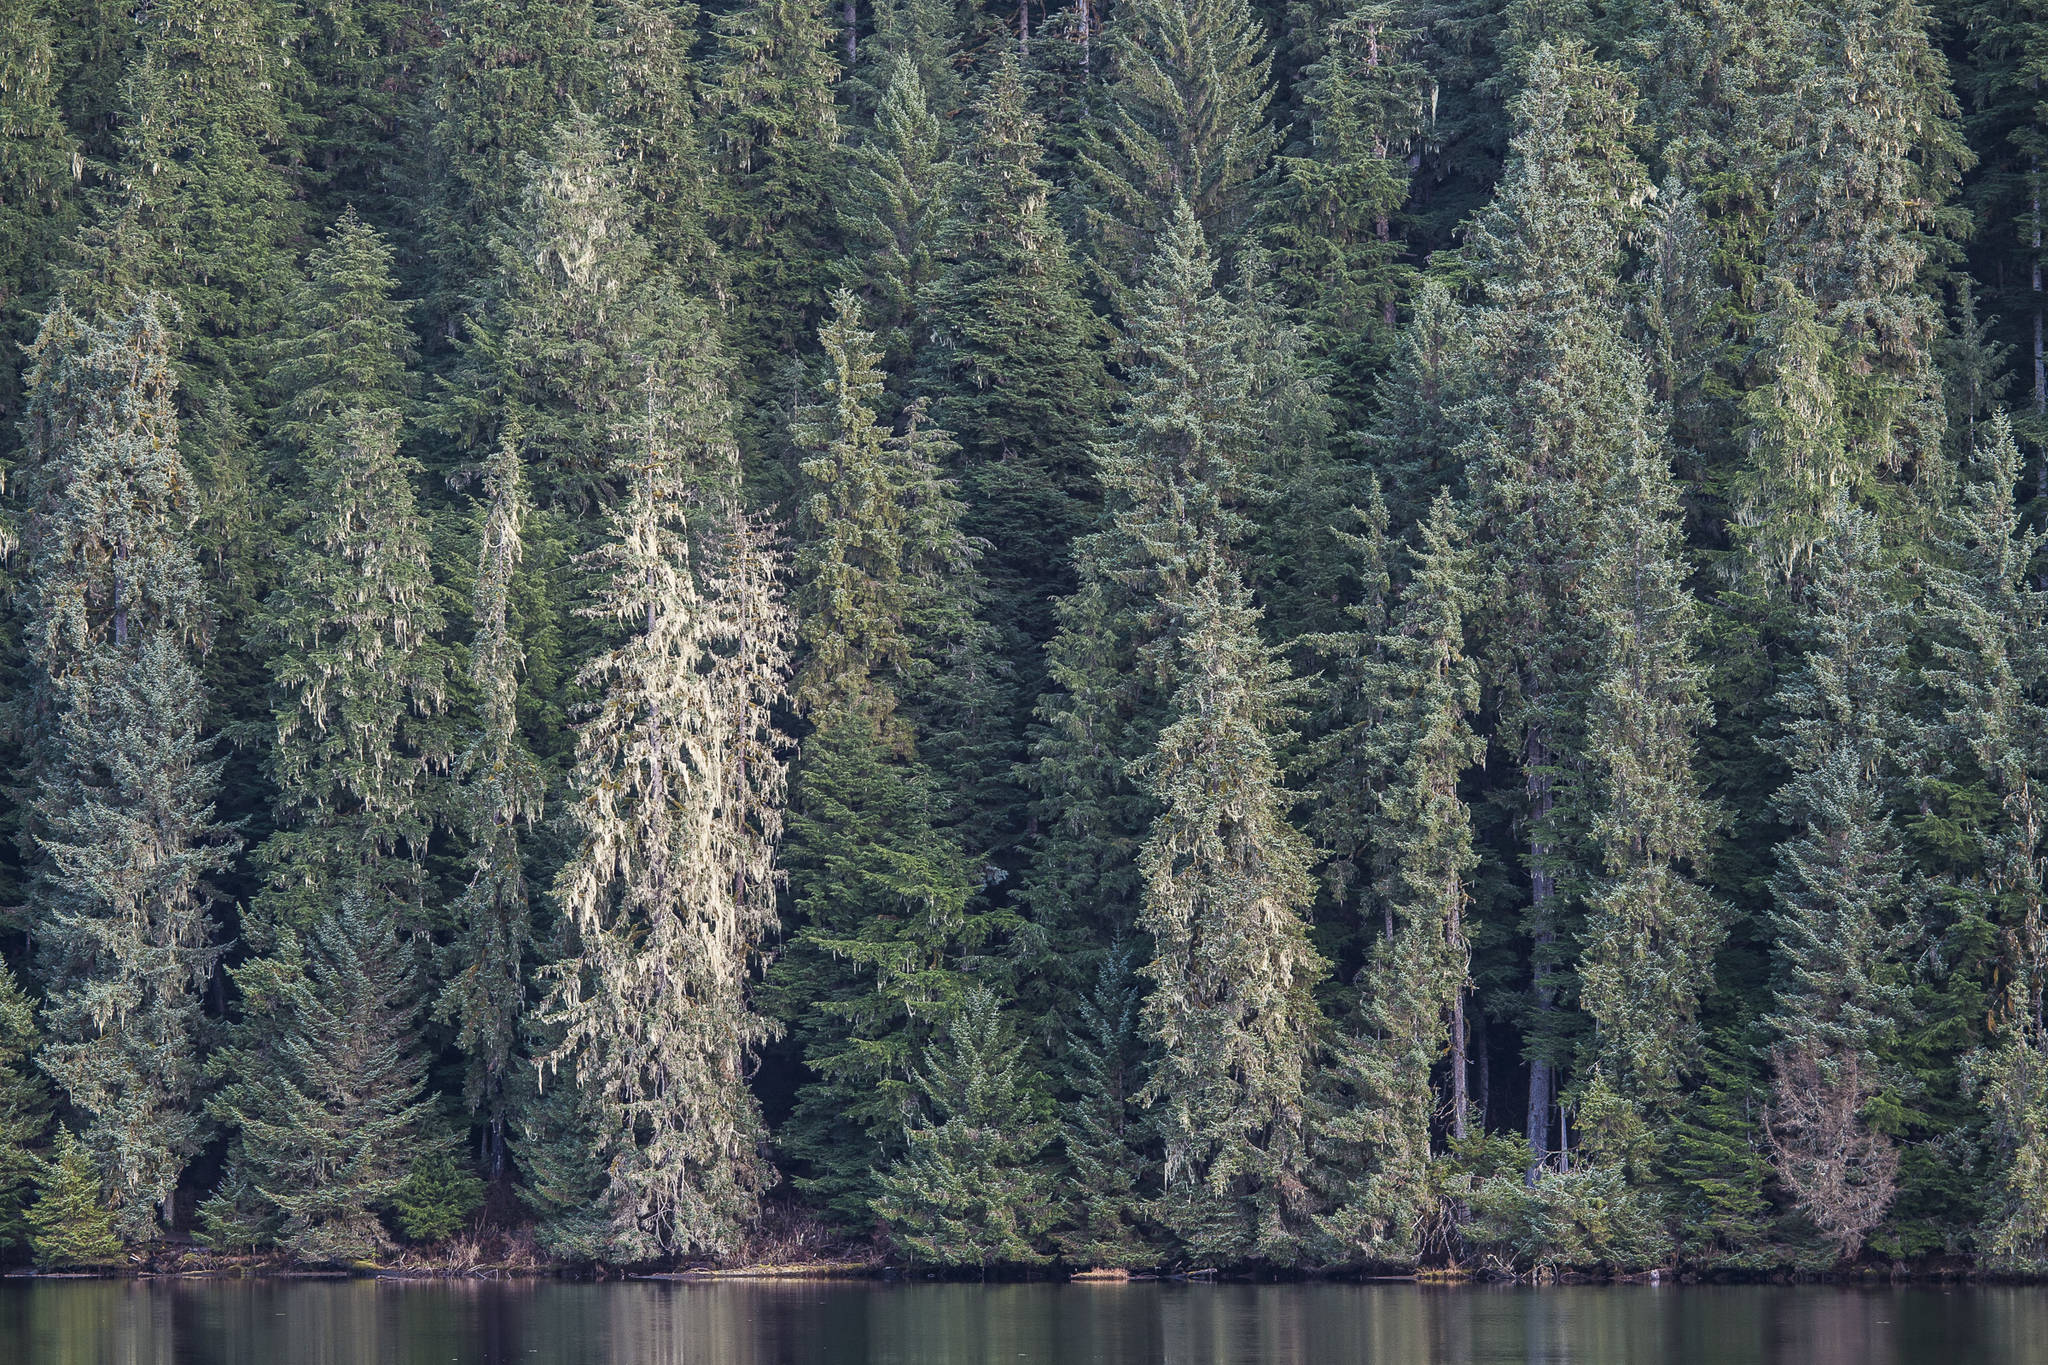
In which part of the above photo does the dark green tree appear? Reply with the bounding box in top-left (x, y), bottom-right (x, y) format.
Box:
top-left (28, 1129), bottom-right (122, 1269)
top-left (0, 963), bottom-right (50, 1257)
top-left (874, 987), bottom-right (1058, 1267)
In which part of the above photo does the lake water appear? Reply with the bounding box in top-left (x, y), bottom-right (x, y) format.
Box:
top-left (0, 1278), bottom-right (2040, 1364)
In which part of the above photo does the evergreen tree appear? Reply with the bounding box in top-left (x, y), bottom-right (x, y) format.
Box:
top-left (1079, 0), bottom-right (1278, 282)
top-left (28, 1129), bottom-right (122, 1269)
top-left (1136, 570), bottom-right (1324, 1266)
top-left (251, 213), bottom-right (449, 939)
top-left (17, 299), bottom-right (229, 1244)
top-left (1919, 416), bottom-right (2048, 1262)
top-left (873, 987), bottom-right (1058, 1267)
top-left (838, 55), bottom-right (951, 385)
top-left (1575, 442), bottom-right (1723, 1168)
top-left (440, 113), bottom-right (703, 514)
top-left (704, 0), bottom-right (842, 402)
top-left (1315, 493), bottom-right (1480, 1265)
top-left (770, 294), bottom-right (1001, 1226)
top-left (438, 430), bottom-right (543, 1176)
top-left (1266, 0), bottom-right (1426, 431)
top-left (1056, 943), bottom-right (1157, 1267)
top-left (1762, 511), bottom-right (1913, 1261)
top-left (535, 363), bottom-right (789, 1262)
top-left (0, 0), bottom-right (77, 447)
top-left (916, 54), bottom-right (1110, 709)
top-left (1455, 42), bottom-right (1651, 1175)
top-left (0, 963), bottom-right (50, 1257)
top-left (206, 892), bottom-right (446, 1264)
top-left (1026, 202), bottom-right (1255, 1007)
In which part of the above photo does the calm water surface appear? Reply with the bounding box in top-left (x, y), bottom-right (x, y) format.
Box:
top-left (0, 1279), bottom-right (2041, 1365)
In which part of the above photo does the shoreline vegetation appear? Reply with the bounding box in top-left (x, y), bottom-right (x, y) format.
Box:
top-left (6, 0), bottom-right (2048, 1301)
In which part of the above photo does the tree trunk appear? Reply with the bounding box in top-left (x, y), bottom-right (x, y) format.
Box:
top-left (844, 0), bottom-right (857, 67)
top-left (1524, 728), bottom-right (1556, 1183)
top-left (1451, 985), bottom-right (1469, 1141)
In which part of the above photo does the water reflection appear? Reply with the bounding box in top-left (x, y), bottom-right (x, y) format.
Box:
top-left (0, 1277), bottom-right (2034, 1365)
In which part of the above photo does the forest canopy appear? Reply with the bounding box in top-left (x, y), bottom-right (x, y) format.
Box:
top-left (0, 0), bottom-right (2043, 1277)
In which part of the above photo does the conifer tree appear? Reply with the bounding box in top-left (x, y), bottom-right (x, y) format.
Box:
top-left (1080, 0), bottom-right (1278, 280)
top-left (1455, 42), bottom-right (1651, 1174)
top-left (441, 113), bottom-right (703, 514)
top-left (1316, 493), bottom-right (1480, 1265)
top-left (536, 362), bottom-right (790, 1262)
top-left (1919, 417), bottom-right (2048, 1262)
top-left (705, 0), bottom-right (843, 398)
top-left (439, 431), bottom-right (543, 1175)
top-left (29, 1129), bottom-right (122, 1268)
top-left (917, 55), bottom-right (1110, 706)
top-left (0, 0), bottom-right (77, 446)
top-left (206, 892), bottom-right (446, 1264)
top-left (770, 294), bottom-right (1000, 1225)
top-left (251, 213), bottom-right (449, 938)
top-left (0, 963), bottom-right (50, 1257)
top-left (1027, 202), bottom-right (1255, 999)
top-left (1136, 569), bottom-right (1324, 1266)
top-left (1056, 944), bottom-right (1157, 1267)
top-left (1576, 442), bottom-right (1722, 1165)
top-left (838, 55), bottom-right (951, 385)
top-left (605, 0), bottom-right (720, 281)
top-left (422, 0), bottom-right (604, 314)
top-left (1762, 511), bottom-right (1913, 1260)
top-left (1267, 0), bottom-right (1426, 430)
top-left (18, 298), bottom-right (230, 1243)
top-left (874, 987), bottom-right (1058, 1267)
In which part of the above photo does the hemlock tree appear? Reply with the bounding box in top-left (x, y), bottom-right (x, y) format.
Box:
top-left (251, 212), bottom-right (449, 939)
top-left (0, 0), bottom-right (76, 448)
top-left (1315, 493), bottom-right (1481, 1266)
top-left (1762, 511), bottom-right (1913, 1261)
top-left (1136, 569), bottom-right (1325, 1267)
top-left (1080, 0), bottom-right (1278, 281)
top-left (438, 430), bottom-right (544, 1178)
top-left (18, 298), bottom-right (230, 1244)
top-left (205, 892), bottom-right (445, 1264)
top-left (1056, 943), bottom-right (1157, 1267)
top-left (873, 987), bottom-right (1058, 1267)
top-left (535, 362), bottom-right (791, 1263)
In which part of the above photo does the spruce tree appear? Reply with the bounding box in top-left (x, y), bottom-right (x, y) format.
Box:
top-left (206, 892), bottom-right (446, 1264)
top-left (1315, 493), bottom-right (1481, 1265)
top-left (1919, 416), bottom-right (2048, 1262)
top-left (441, 113), bottom-right (703, 515)
top-left (1136, 569), bottom-right (1324, 1266)
top-left (438, 431), bottom-right (543, 1176)
top-left (251, 213), bottom-right (449, 939)
top-left (535, 363), bottom-right (790, 1262)
top-left (18, 298), bottom-right (230, 1244)
top-left (873, 987), bottom-right (1058, 1268)
top-left (1762, 510), bottom-right (1913, 1261)
top-left (1079, 0), bottom-right (1278, 281)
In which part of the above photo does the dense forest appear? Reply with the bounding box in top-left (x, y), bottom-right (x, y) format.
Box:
top-left (0, 0), bottom-right (2043, 1279)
